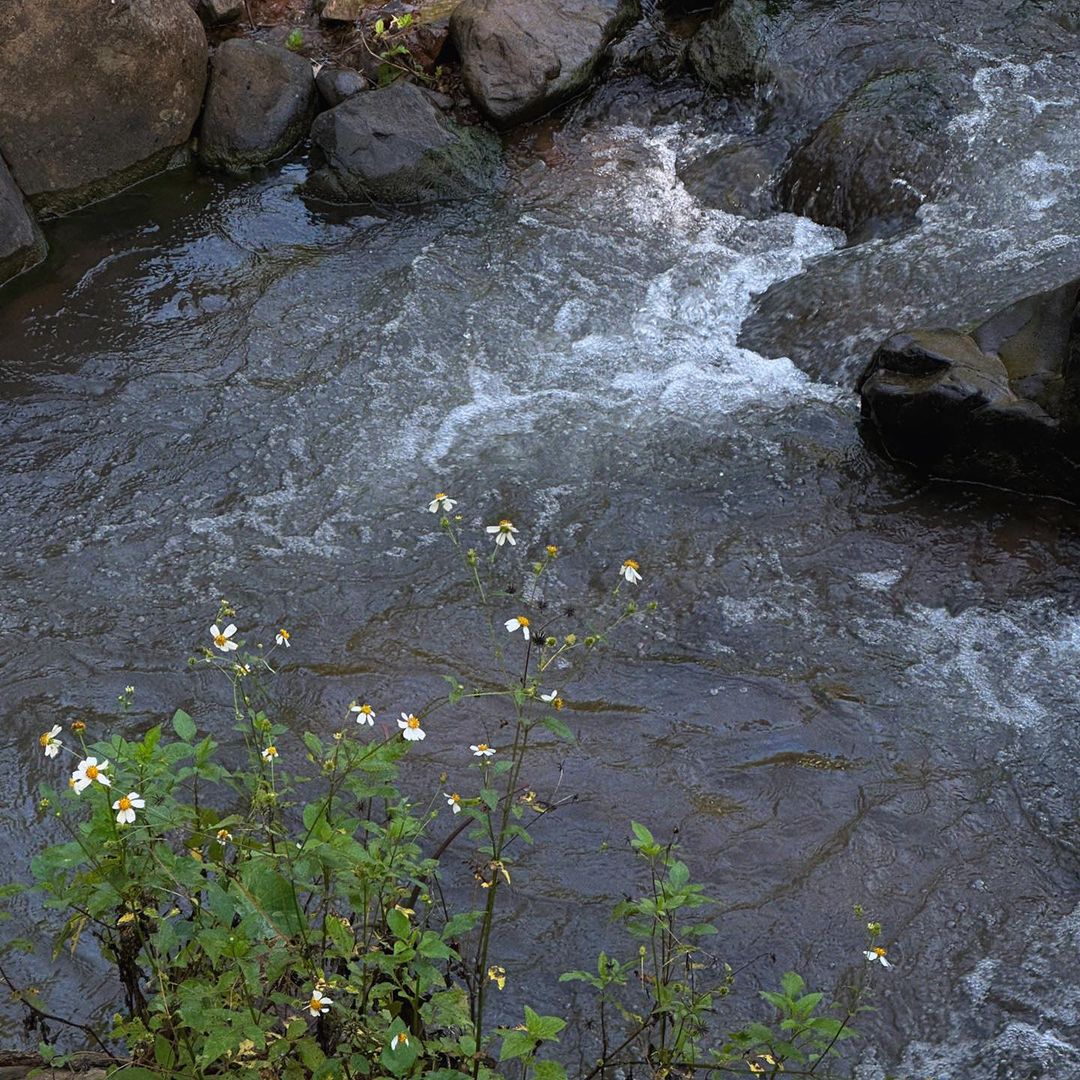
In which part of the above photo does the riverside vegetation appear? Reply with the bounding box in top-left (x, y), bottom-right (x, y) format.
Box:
top-left (7, 495), bottom-right (895, 1079)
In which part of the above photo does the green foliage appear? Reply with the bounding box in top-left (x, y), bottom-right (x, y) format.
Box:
top-left (12, 494), bottom-right (886, 1079)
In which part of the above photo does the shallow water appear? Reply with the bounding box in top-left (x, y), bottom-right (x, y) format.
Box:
top-left (2, 45), bottom-right (1080, 1080)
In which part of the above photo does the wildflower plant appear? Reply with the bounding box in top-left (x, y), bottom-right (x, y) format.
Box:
top-left (13, 494), bottom-right (889, 1079)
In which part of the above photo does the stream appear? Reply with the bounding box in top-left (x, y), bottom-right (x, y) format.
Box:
top-left (2, 40), bottom-right (1080, 1079)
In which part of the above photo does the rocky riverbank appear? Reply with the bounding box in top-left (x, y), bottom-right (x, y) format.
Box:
top-left (1, 0), bottom-right (1078, 498)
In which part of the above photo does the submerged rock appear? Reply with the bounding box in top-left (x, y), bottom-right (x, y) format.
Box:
top-left (0, 0), bottom-right (207, 217)
top-left (451, 0), bottom-right (640, 129)
top-left (779, 69), bottom-right (968, 241)
top-left (858, 279), bottom-right (1080, 500)
top-left (199, 40), bottom-right (316, 174)
top-left (0, 155), bottom-right (47, 288)
top-left (677, 141), bottom-right (779, 219)
top-left (306, 82), bottom-right (502, 205)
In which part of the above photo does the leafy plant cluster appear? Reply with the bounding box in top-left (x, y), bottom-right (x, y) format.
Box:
top-left (7, 497), bottom-right (890, 1080)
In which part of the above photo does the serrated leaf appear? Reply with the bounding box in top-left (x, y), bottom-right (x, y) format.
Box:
top-left (172, 709), bottom-right (196, 742)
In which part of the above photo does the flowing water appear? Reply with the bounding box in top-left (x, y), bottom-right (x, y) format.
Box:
top-left (2, 32), bottom-right (1080, 1078)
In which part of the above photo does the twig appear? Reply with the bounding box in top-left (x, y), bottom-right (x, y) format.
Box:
top-left (0, 963), bottom-right (122, 1060)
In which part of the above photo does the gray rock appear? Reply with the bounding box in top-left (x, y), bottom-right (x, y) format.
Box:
top-left (0, 154), bottom-right (46, 288)
top-left (858, 279), bottom-right (1080, 500)
top-left (779, 68), bottom-right (970, 241)
top-left (198, 40), bottom-right (316, 174)
top-left (315, 64), bottom-right (368, 109)
top-left (0, 0), bottom-right (207, 217)
top-left (451, 0), bottom-right (640, 129)
top-left (306, 82), bottom-right (501, 205)
top-left (197, 0), bottom-right (245, 26)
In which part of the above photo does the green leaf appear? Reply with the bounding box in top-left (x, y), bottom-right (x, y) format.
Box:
top-left (172, 709), bottom-right (196, 742)
top-left (533, 1061), bottom-right (568, 1080)
top-left (668, 860), bottom-right (690, 889)
top-left (498, 1030), bottom-right (536, 1062)
top-left (630, 821), bottom-right (654, 847)
top-left (540, 715), bottom-right (574, 742)
top-left (523, 1007), bottom-right (565, 1042)
top-left (780, 971), bottom-right (805, 998)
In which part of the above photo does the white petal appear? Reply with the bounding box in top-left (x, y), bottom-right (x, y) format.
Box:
top-left (486, 525), bottom-right (499, 534)
top-left (211, 624), bottom-right (221, 638)
top-left (522, 626), bottom-right (530, 640)
top-left (505, 618), bottom-right (518, 632)
top-left (506, 533), bottom-right (516, 545)
top-left (223, 624), bottom-right (237, 638)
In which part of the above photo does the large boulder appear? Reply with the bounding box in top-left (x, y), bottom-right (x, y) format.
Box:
top-left (305, 82), bottom-right (501, 206)
top-left (857, 280), bottom-right (1080, 500)
top-left (451, 0), bottom-right (640, 129)
top-left (198, 40), bottom-right (316, 174)
top-left (778, 68), bottom-right (969, 241)
top-left (0, 155), bottom-right (47, 288)
top-left (0, 0), bottom-right (207, 217)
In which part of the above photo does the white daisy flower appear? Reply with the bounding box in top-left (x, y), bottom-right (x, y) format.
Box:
top-left (486, 519), bottom-right (518, 546)
top-left (390, 1031), bottom-right (410, 1051)
top-left (276, 628), bottom-right (290, 647)
top-left (211, 623), bottom-right (238, 652)
top-left (261, 745), bottom-right (278, 761)
top-left (470, 743), bottom-right (495, 757)
top-left (864, 947), bottom-right (892, 968)
top-left (428, 492), bottom-right (456, 514)
top-left (39, 725), bottom-right (63, 758)
top-left (619, 559), bottom-right (642, 585)
top-left (71, 757), bottom-right (111, 793)
top-left (504, 616), bottom-right (531, 640)
top-left (216, 828), bottom-right (233, 845)
top-left (445, 792), bottom-right (462, 814)
top-left (306, 989), bottom-right (332, 1017)
top-left (112, 791), bottom-right (145, 825)
top-left (398, 713), bottom-right (426, 741)
top-left (350, 702), bottom-right (376, 726)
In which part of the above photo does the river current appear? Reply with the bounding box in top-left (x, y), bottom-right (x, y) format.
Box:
top-left (2, 48), bottom-right (1080, 1079)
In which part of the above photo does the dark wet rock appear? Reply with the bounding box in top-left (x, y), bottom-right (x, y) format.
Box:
top-left (198, 40), bottom-right (316, 174)
top-left (305, 81), bottom-right (501, 205)
top-left (688, 0), bottom-right (790, 95)
top-left (779, 69), bottom-right (970, 241)
top-left (0, 155), bottom-right (46, 288)
top-left (678, 141), bottom-right (779, 218)
top-left (197, 0), bottom-right (244, 26)
top-left (857, 279), bottom-right (1080, 500)
top-left (451, 0), bottom-right (641, 129)
top-left (610, 16), bottom-right (688, 81)
top-left (315, 64), bottom-right (368, 109)
top-left (0, 0), bottom-right (207, 217)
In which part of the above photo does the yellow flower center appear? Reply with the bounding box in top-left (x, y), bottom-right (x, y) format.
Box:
top-left (623, 559), bottom-right (639, 570)
top-left (406, 716), bottom-right (420, 729)
top-left (214, 633), bottom-right (227, 647)
top-left (553, 698), bottom-right (565, 710)
top-left (85, 765), bottom-right (99, 780)
top-left (517, 616), bottom-right (529, 627)
top-left (310, 997), bottom-right (322, 1012)
top-left (360, 704), bottom-right (373, 715)
top-left (265, 746), bottom-right (277, 756)
top-left (449, 793), bottom-right (460, 802)
top-left (546, 545), bottom-right (558, 556)
top-left (476, 744), bottom-right (489, 752)
top-left (278, 629), bottom-right (289, 640)
top-left (38, 732), bottom-right (51, 747)
top-left (873, 946), bottom-right (887, 957)
top-left (117, 797), bottom-right (132, 812)
top-left (435, 493), bottom-right (447, 501)
top-left (72, 721), bottom-right (85, 732)
top-left (499, 519), bottom-right (513, 530)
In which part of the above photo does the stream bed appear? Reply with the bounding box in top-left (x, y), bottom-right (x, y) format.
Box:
top-left (2, 51), bottom-right (1080, 1079)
